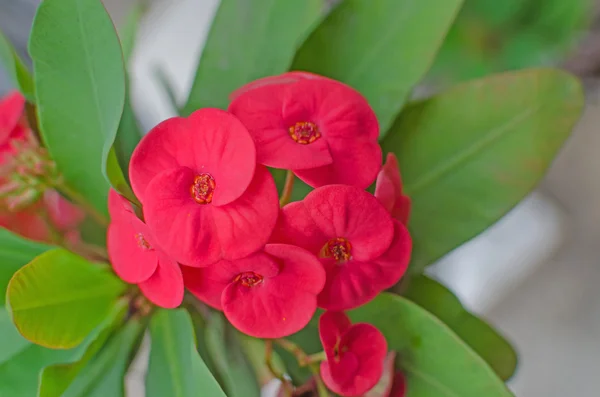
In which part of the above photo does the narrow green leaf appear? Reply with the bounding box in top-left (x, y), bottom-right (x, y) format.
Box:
top-left (105, 148), bottom-right (139, 205)
top-left (0, 227), bottom-right (50, 306)
top-left (7, 249), bottom-right (127, 349)
top-left (292, 0), bottom-right (463, 132)
top-left (183, 0), bottom-right (322, 114)
top-left (349, 293), bottom-right (513, 397)
top-left (29, 0), bottom-right (127, 215)
top-left (147, 309), bottom-right (226, 397)
top-left (60, 318), bottom-right (144, 397)
top-left (0, 29), bottom-right (34, 101)
top-left (204, 314), bottom-right (261, 397)
top-left (381, 69), bottom-right (584, 271)
top-left (402, 276), bottom-right (517, 380)
top-left (0, 314), bottom-right (121, 397)
top-left (38, 302), bottom-right (128, 397)
top-left (154, 66), bottom-right (180, 115)
top-left (112, 4), bottom-right (144, 188)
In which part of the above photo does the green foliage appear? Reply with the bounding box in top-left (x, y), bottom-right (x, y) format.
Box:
top-left (6, 249), bottom-right (126, 349)
top-left (29, 0), bottom-right (126, 216)
top-left (38, 302), bottom-right (128, 397)
top-left (0, 30), bottom-right (34, 101)
top-left (204, 314), bottom-right (261, 397)
top-left (431, 0), bottom-right (594, 82)
top-left (183, 0), bottom-right (322, 114)
top-left (147, 309), bottom-right (226, 397)
top-left (381, 69), bottom-right (583, 271)
top-left (349, 293), bottom-right (513, 397)
top-left (0, 228), bottom-right (50, 306)
top-left (402, 276), bottom-right (517, 380)
top-left (58, 318), bottom-right (143, 397)
top-left (113, 4), bottom-right (144, 190)
top-left (0, 311), bottom-right (125, 397)
top-left (293, 0), bottom-right (464, 133)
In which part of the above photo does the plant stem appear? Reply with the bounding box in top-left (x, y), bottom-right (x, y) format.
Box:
top-left (265, 340), bottom-right (293, 396)
top-left (55, 181), bottom-right (109, 227)
top-left (310, 364), bottom-right (329, 397)
top-left (279, 170), bottom-right (295, 207)
top-left (275, 339), bottom-right (326, 366)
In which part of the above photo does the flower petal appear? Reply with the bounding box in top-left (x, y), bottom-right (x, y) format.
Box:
top-left (130, 108), bottom-right (256, 205)
top-left (143, 167), bottom-right (222, 267)
top-left (295, 138), bottom-right (382, 189)
top-left (228, 71), bottom-right (323, 101)
top-left (107, 206), bottom-right (158, 283)
top-left (369, 220), bottom-right (412, 290)
top-left (304, 185), bottom-right (394, 261)
top-left (229, 83), bottom-right (332, 170)
top-left (211, 166), bottom-right (279, 260)
top-left (221, 245), bottom-right (324, 338)
top-left (271, 201), bottom-right (328, 254)
top-left (139, 253), bottom-right (184, 309)
top-left (181, 262), bottom-right (233, 310)
top-left (319, 311), bottom-right (352, 353)
top-left (43, 190), bottom-right (84, 231)
top-left (375, 153), bottom-right (411, 225)
top-left (0, 91), bottom-right (25, 143)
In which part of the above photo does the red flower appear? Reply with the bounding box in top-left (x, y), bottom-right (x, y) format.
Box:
top-left (107, 190), bottom-right (183, 308)
top-left (129, 108), bottom-right (279, 267)
top-left (375, 153), bottom-right (411, 225)
top-left (182, 244), bottom-right (325, 338)
top-left (273, 185), bottom-right (411, 310)
top-left (0, 91), bottom-right (27, 155)
top-left (228, 72), bottom-right (382, 189)
top-left (319, 311), bottom-right (387, 396)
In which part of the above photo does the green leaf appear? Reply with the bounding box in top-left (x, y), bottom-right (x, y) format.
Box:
top-left (60, 318), bottom-right (143, 397)
top-left (38, 302), bottom-right (128, 397)
top-left (0, 308), bottom-right (29, 365)
top-left (6, 249), bottom-right (127, 349)
top-left (147, 309), bottom-right (226, 397)
top-left (29, 0), bottom-right (127, 216)
top-left (105, 148), bottom-right (139, 205)
top-left (112, 4), bottom-right (144, 190)
top-left (183, 0), bottom-right (322, 114)
top-left (0, 29), bottom-right (34, 101)
top-left (349, 293), bottom-right (513, 397)
top-left (381, 69), bottom-right (584, 271)
top-left (292, 0), bottom-right (463, 132)
top-left (402, 276), bottom-right (517, 380)
top-left (0, 228), bottom-right (50, 306)
top-left (204, 314), bottom-right (260, 397)
top-left (0, 312), bottom-right (121, 397)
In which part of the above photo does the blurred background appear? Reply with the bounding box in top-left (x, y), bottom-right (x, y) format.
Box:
top-left (1, 0), bottom-right (600, 395)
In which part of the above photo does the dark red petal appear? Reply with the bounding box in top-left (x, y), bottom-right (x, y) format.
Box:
top-left (107, 206), bottom-right (158, 284)
top-left (320, 353), bottom-right (360, 396)
top-left (389, 372), bottom-right (407, 397)
top-left (211, 166), bottom-right (279, 261)
top-left (221, 245), bottom-right (324, 338)
top-left (295, 139), bottom-right (382, 189)
top-left (229, 83), bottom-right (332, 170)
top-left (270, 201), bottom-right (328, 254)
top-left (139, 252), bottom-right (184, 309)
top-left (143, 167), bottom-right (223, 267)
top-left (319, 311), bottom-right (352, 352)
top-left (0, 91), bottom-right (25, 143)
top-left (129, 109), bottom-right (256, 205)
top-left (304, 185), bottom-right (394, 261)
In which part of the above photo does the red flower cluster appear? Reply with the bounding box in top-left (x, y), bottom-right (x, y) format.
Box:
top-left (108, 74), bottom-right (412, 391)
top-left (0, 91), bottom-right (83, 244)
